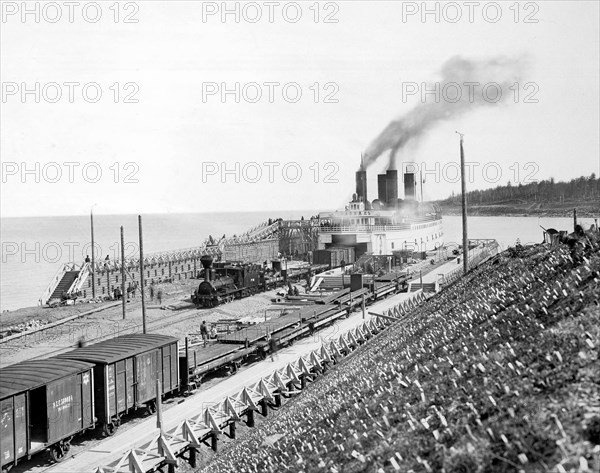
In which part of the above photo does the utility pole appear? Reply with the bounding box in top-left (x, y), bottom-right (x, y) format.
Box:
top-left (139, 215), bottom-right (147, 333)
top-left (121, 226), bottom-right (126, 320)
top-left (91, 207), bottom-right (96, 298)
top-left (155, 378), bottom-right (163, 432)
top-left (457, 131), bottom-right (468, 275)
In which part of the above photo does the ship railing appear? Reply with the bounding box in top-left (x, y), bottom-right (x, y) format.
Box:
top-left (320, 224), bottom-right (416, 233)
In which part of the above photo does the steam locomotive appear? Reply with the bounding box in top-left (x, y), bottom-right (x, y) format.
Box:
top-left (192, 255), bottom-right (267, 307)
top-left (191, 256), bottom-right (328, 308)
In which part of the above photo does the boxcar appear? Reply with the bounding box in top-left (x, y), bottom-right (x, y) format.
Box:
top-left (57, 334), bottom-right (179, 436)
top-left (0, 358), bottom-right (95, 470)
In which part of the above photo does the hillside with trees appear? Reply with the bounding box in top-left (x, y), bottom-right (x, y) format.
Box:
top-left (437, 174), bottom-right (599, 217)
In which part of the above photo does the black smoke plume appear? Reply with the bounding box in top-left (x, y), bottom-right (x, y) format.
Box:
top-left (363, 55), bottom-right (528, 170)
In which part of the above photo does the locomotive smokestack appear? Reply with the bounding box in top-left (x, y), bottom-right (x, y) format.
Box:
top-left (385, 170), bottom-right (398, 207)
top-left (200, 255), bottom-right (213, 282)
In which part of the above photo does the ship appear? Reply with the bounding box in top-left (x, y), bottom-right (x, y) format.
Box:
top-left (317, 161), bottom-right (444, 258)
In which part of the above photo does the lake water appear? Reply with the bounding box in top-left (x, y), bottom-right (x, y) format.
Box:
top-left (0, 213), bottom-right (595, 312)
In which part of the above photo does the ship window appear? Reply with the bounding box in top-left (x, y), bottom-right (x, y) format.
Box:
top-left (391, 243), bottom-right (394, 249)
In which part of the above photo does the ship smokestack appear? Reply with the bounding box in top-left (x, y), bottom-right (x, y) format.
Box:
top-left (385, 170), bottom-right (398, 207)
top-left (404, 172), bottom-right (416, 200)
top-left (377, 174), bottom-right (387, 205)
top-left (355, 170), bottom-right (367, 202)
top-left (355, 158), bottom-right (368, 203)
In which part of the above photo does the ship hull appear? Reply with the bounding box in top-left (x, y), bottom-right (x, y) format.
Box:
top-left (318, 218), bottom-right (444, 256)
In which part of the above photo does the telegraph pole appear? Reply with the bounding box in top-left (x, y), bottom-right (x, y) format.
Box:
top-left (121, 226), bottom-right (126, 320)
top-left (456, 131), bottom-right (468, 275)
top-left (90, 207), bottom-right (96, 298)
top-left (139, 215), bottom-right (147, 333)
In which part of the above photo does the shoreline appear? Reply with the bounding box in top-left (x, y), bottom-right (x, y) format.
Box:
top-left (0, 278), bottom-right (199, 336)
top-left (0, 251), bottom-right (453, 346)
top-left (438, 207), bottom-right (598, 219)
top-left (2, 212), bottom-right (597, 315)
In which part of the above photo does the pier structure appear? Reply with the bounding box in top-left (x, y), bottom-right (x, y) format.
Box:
top-left (279, 218), bottom-right (320, 256)
top-left (39, 219), bottom-right (318, 306)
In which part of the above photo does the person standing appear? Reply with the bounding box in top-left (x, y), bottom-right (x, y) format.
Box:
top-left (200, 321), bottom-right (209, 347)
top-left (268, 331), bottom-right (278, 362)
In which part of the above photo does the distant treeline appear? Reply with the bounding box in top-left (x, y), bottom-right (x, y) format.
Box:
top-left (440, 174), bottom-right (599, 205)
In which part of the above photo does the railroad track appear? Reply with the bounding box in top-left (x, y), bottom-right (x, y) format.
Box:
top-left (0, 302), bottom-right (122, 344)
top-left (0, 304), bottom-right (202, 361)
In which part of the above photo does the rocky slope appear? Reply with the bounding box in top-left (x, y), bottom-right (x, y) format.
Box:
top-left (202, 231), bottom-right (600, 472)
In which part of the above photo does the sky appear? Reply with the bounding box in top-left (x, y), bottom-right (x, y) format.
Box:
top-left (1, 0), bottom-right (599, 217)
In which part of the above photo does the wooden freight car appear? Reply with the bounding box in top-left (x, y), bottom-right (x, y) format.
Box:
top-left (57, 334), bottom-right (179, 436)
top-left (0, 358), bottom-right (95, 469)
